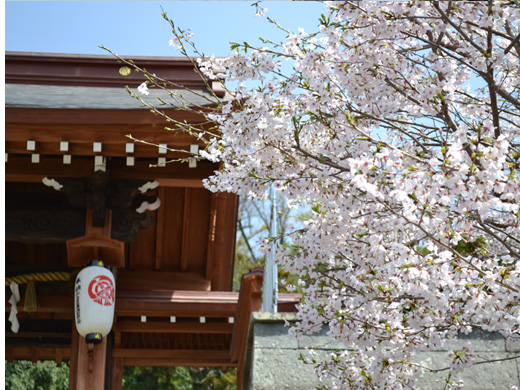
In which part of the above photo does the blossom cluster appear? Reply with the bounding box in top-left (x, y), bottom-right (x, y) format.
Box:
top-left (195, 2), bottom-right (520, 388)
top-left (142, 1), bottom-right (520, 388)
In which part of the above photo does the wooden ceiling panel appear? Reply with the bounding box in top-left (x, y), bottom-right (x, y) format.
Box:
top-left (156, 187), bottom-right (185, 271)
top-left (182, 188), bottom-right (213, 274)
top-left (128, 209), bottom-right (158, 270)
top-left (6, 242), bottom-right (69, 268)
top-left (208, 192), bottom-right (239, 291)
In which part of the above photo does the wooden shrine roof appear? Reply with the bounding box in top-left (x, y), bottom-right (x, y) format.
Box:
top-left (5, 51), bottom-right (222, 89)
top-left (5, 83), bottom-right (223, 110)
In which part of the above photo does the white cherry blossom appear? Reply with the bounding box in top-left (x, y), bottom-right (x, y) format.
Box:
top-left (120, 2), bottom-right (520, 388)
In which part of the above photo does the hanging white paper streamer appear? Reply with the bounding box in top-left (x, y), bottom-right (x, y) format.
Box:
top-left (9, 281), bottom-right (20, 333)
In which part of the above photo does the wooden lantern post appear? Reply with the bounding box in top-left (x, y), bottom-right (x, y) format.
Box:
top-left (67, 209), bottom-right (124, 390)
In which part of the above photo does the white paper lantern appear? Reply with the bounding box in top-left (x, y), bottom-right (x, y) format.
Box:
top-left (74, 260), bottom-right (115, 344)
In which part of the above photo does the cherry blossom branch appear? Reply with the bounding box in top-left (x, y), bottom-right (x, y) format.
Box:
top-left (474, 216), bottom-right (520, 259)
top-left (432, 2), bottom-right (488, 57)
top-left (418, 354), bottom-right (520, 374)
top-left (378, 199), bottom-right (519, 293)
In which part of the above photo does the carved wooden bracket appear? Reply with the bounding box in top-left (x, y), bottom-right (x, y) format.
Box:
top-left (66, 210), bottom-right (125, 267)
top-left (48, 171), bottom-right (156, 227)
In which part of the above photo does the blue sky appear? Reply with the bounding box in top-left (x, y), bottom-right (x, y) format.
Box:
top-left (5, 1), bottom-right (327, 57)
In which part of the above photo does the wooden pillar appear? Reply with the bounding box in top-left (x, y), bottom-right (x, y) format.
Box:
top-left (231, 269), bottom-right (264, 390)
top-left (110, 358), bottom-right (124, 390)
top-left (68, 209), bottom-right (120, 389)
top-left (69, 323), bottom-right (108, 390)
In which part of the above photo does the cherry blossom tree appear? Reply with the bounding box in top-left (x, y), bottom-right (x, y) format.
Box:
top-left (106, 1), bottom-right (520, 388)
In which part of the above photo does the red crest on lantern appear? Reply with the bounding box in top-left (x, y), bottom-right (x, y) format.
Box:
top-left (88, 275), bottom-right (115, 306)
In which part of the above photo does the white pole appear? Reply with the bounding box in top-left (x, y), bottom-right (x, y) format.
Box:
top-left (262, 186), bottom-right (278, 313)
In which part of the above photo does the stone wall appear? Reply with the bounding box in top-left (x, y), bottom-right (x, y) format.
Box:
top-left (243, 313), bottom-right (520, 390)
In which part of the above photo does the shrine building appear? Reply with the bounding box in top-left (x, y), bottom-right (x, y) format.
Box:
top-left (4, 51), bottom-right (299, 390)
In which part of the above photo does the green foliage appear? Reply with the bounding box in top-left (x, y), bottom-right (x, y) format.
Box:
top-left (188, 367), bottom-right (237, 390)
top-left (234, 230), bottom-right (302, 294)
top-left (5, 361), bottom-right (236, 390)
top-left (452, 236), bottom-right (487, 257)
top-left (5, 361), bottom-right (69, 390)
top-left (233, 233), bottom-right (264, 291)
top-left (122, 366), bottom-right (237, 390)
top-left (123, 366), bottom-right (192, 390)
top-left (233, 196), bottom-right (309, 293)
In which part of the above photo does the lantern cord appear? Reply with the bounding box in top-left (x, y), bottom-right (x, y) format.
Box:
top-left (87, 343), bottom-right (96, 372)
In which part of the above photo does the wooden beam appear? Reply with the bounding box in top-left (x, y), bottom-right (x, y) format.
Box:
top-left (5, 295), bottom-right (74, 314)
top-left (115, 290), bottom-right (239, 317)
top-left (67, 210), bottom-right (125, 267)
top-left (6, 52), bottom-right (208, 90)
top-left (115, 301), bottom-right (237, 318)
top-left (66, 234), bottom-right (125, 268)
top-left (6, 107), bottom-right (210, 125)
top-left (5, 119), bottom-right (218, 172)
top-left (121, 358), bottom-right (236, 368)
top-left (114, 321), bottom-right (234, 334)
top-left (5, 155), bottom-right (219, 184)
top-left (30, 346), bottom-right (38, 363)
top-left (112, 348), bottom-right (231, 365)
top-left (157, 178), bottom-right (205, 188)
top-left (6, 141), bottom-right (202, 159)
top-left (114, 331), bottom-right (122, 349)
top-left (6, 346), bottom-right (14, 363)
top-left (2, 291), bottom-right (302, 318)
top-left (56, 348), bottom-right (63, 365)
top-left (109, 159), bottom-right (218, 182)
top-left (85, 209), bottom-right (111, 237)
top-left (5, 155), bottom-right (94, 182)
top-left (5, 346), bottom-right (71, 362)
top-left (117, 289), bottom-right (239, 303)
top-left (4, 291), bottom-right (245, 317)
top-left (7, 331), bottom-right (72, 341)
top-left (117, 270), bottom-right (211, 292)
